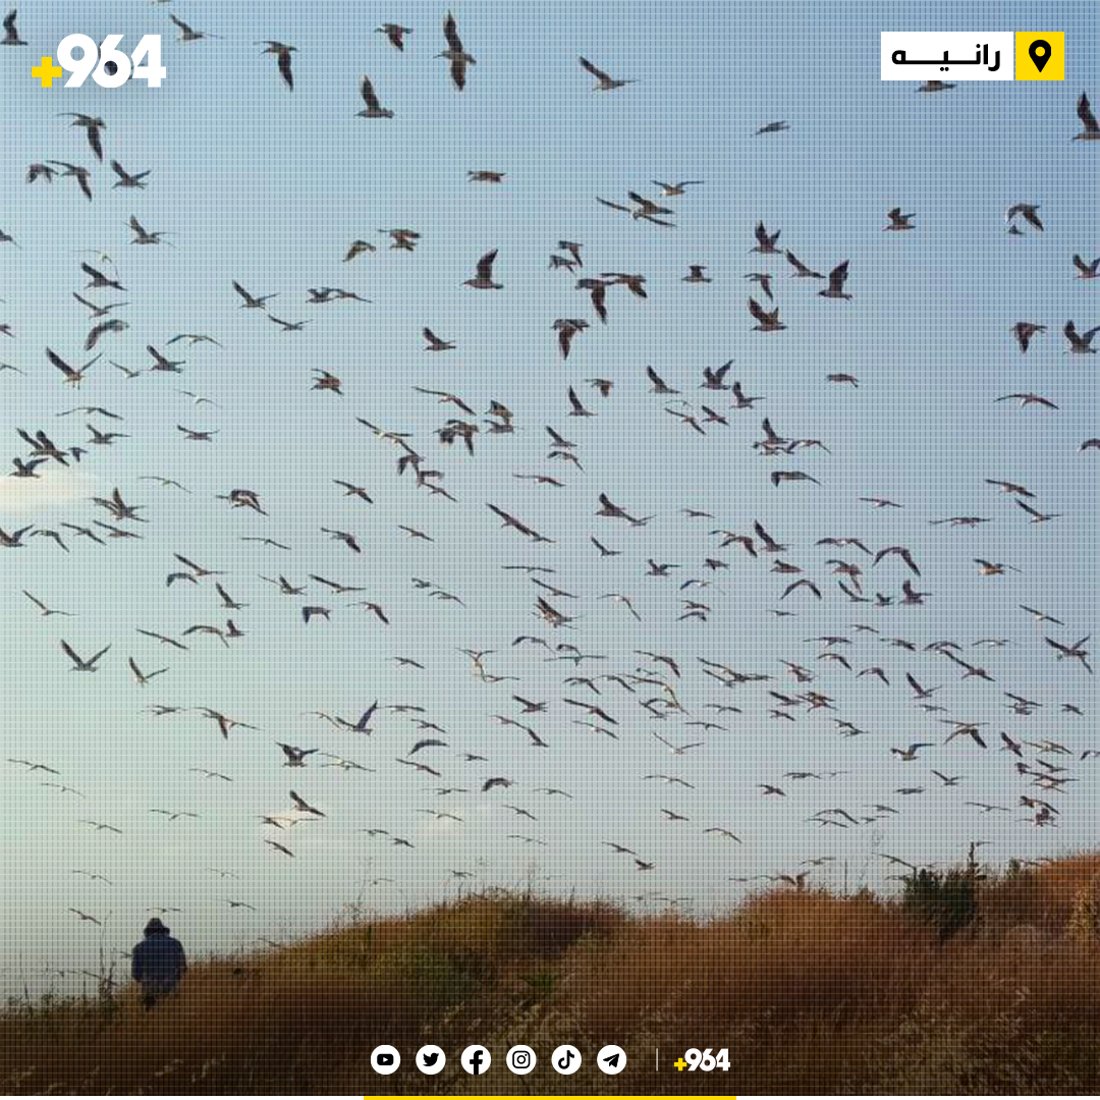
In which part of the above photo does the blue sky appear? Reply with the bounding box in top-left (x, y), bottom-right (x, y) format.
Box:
top-left (0, 1), bottom-right (1096, 995)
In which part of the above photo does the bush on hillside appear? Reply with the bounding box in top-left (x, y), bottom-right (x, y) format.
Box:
top-left (902, 867), bottom-right (979, 941)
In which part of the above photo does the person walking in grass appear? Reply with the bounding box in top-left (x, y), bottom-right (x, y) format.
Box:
top-left (132, 918), bottom-right (187, 1009)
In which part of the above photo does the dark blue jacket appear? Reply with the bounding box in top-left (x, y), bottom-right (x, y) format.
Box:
top-left (132, 932), bottom-right (187, 988)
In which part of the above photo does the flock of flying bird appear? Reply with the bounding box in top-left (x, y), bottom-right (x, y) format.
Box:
top-left (1, 7), bottom-right (1098, 960)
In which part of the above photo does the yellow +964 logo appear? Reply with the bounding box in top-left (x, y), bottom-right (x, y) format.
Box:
top-left (32, 35), bottom-right (166, 89)
top-left (673, 1047), bottom-right (731, 1072)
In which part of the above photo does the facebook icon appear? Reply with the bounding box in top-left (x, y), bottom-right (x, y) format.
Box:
top-left (461, 1044), bottom-right (491, 1075)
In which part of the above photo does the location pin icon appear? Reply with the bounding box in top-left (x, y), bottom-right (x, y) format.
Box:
top-left (1028, 39), bottom-right (1051, 72)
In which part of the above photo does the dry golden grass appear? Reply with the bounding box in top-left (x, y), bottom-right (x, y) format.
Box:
top-left (5, 862), bottom-right (1100, 1094)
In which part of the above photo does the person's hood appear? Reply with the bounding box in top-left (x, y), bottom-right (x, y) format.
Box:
top-left (144, 918), bottom-right (170, 936)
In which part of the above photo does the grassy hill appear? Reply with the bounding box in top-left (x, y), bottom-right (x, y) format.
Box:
top-left (5, 854), bottom-right (1100, 1094)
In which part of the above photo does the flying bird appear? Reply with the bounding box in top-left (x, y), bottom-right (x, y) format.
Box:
top-left (818, 260), bottom-right (851, 299)
top-left (60, 640), bottom-right (110, 672)
top-left (884, 207), bottom-right (915, 230)
top-left (1074, 92), bottom-right (1099, 141)
top-left (464, 249), bottom-right (501, 289)
top-left (58, 115), bottom-right (106, 164)
top-left (1012, 322), bottom-right (1045, 352)
top-left (749, 297), bottom-right (785, 332)
top-left (1072, 254), bottom-right (1099, 279)
top-left (357, 75), bottom-right (394, 118)
top-left (256, 41), bottom-right (295, 89)
top-left (2, 9), bottom-right (25, 45)
top-left (1064, 321), bottom-right (1099, 354)
top-left (579, 56), bottom-right (635, 91)
top-left (377, 24), bottom-right (412, 51)
top-left (597, 192), bottom-right (675, 226)
top-left (1005, 203), bottom-right (1043, 232)
top-left (437, 12), bottom-right (474, 90)
top-left (111, 160), bottom-right (150, 189)
top-left (169, 13), bottom-right (221, 42)
top-left (413, 328), bottom-right (456, 357)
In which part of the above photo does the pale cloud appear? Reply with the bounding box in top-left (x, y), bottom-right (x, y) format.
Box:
top-left (0, 467), bottom-right (96, 516)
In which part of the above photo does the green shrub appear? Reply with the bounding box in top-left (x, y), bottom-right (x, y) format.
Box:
top-left (902, 867), bottom-right (979, 941)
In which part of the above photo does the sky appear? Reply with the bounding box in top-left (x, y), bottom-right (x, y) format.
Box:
top-left (0, 1), bottom-right (1097, 997)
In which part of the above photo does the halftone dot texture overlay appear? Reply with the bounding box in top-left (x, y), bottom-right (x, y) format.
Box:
top-left (0, 0), bottom-right (1097, 1093)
